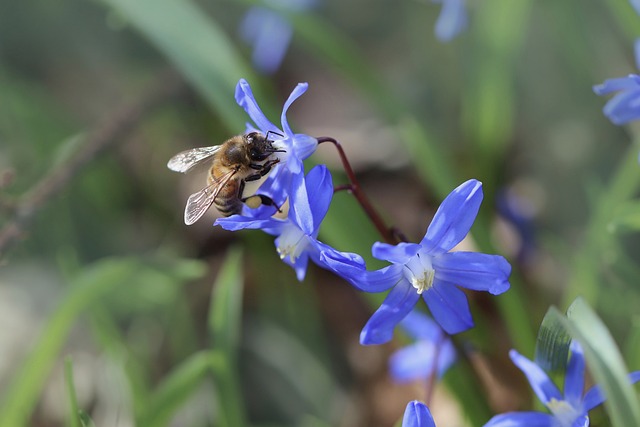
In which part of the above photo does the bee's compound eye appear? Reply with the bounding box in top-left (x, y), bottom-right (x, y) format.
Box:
top-left (249, 148), bottom-right (262, 161)
top-left (246, 132), bottom-right (259, 144)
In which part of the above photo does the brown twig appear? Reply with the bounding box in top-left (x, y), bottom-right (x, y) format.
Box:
top-left (317, 136), bottom-right (399, 244)
top-left (0, 72), bottom-right (185, 258)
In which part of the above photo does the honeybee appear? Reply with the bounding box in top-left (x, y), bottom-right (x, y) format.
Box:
top-left (168, 131), bottom-right (284, 225)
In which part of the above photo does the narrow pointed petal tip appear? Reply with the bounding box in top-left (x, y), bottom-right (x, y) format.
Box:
top-left (433, 252), bottom-right (511, 295)
top-left (372, 241), bottom-right (422, 263)
top-left (424, 282), bottom-right (474, 334)
top-left (234, 79), bottom-right (279, 133)
top-left (360, 280), bottom-right (420, 345)
top-left (402, 401), bottom-right (436, 427)
top-left (422, 179), bottom-right (483, 254)
top-left (508, 349), bottom-right (562, 405)
top-left (281, 82), bottom-right (309, 136)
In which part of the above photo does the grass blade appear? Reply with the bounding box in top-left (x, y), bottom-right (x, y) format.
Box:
top-left (208, 247), bottom-right (246, 427)
top-left (64, 357), bottom-right (81, 427)
top-left (567, 298), bottom-right (640, 427)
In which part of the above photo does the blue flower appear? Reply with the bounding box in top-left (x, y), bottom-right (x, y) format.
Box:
top-left (239, 0), bottom-right (317, 74)
top-left (390, 311), bottom-right (456, 383)
top-left (323, 179), bottom-right (511, 344)
top-left (233, 78), bottom-right (318, 211)
top-left (483, 342), bottom-right (640, 427)
top-left (632, 0), bottom-right (640, 16)
top-left (593, 39), bottom-right (640, 125)
top-left (216, 164), bottom-right (364, 281)
top-left (432, 0), bottom-right (468, 42)
top-left (402, 401), bottom-right (436, 427)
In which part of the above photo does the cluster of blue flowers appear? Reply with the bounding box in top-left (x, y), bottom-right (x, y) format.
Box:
top-left (208, 78), bottom-right (640, 427)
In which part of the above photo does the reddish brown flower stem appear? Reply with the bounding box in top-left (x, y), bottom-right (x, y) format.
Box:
top-left (317, 136), bottom-right (398, 244)
top-left (424, 331), bottom-right (446, 405)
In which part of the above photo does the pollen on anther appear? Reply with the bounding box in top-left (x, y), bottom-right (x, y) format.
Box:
top-left (412, 269), bottom-right (435, 294)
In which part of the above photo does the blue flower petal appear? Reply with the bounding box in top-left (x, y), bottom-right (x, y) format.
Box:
top-left (633, 0), bottom-right (640, 16)
top-left (593, 75), bottom-right (640, 95)
top-left (323, 254), bottom-right (402, 292)
top-left (570, 415), bottom-right (589, 427)
top-left (582, 371), bottom-right (640, 411)
top-left (360, 279), bottom-right (420, 345)
top-left (372, 241), bottom-right (422, 263)
top-left (248, 10), bottom-right (293, 74)
top-left (292, 251), bottom-right (310, 281)
top-left (399, 310), bottom-right (442, 341)
top-left (390, 341), bottom-right (438, 382)
top-left (235, 79), bottom-right (280, 134)
top-left (421, 179), bottom-right (483, 254)
top-left (423, 281), bottom-right (473, 334)
top-left (304, 165), bottom-right (333, 232)
top-left (509, 349), bottom-right (562, 406)
top-left (311, 240), bottom-right (368, 278)
top-left (483, 411), bottom-right (555, 427)
top-left (239, 7), bottom-right (263, 45)
top-left (434, 0), bottom-right (468, 42)
top-left (432, 252), bottom-right (511, 295)
top-left (281, 82), bottom-right (309, 137)
top-left (287, 165), bottom-right (314, 235)
top-left (564, 341), bottom-right (585, 407)
top-left (390, 338), bottom-right (456, 382)
top-left (291, 133), bottom-right (319, 161)
top-left (603, 87), bottom-right (640, 125)
top-left (402, 401), bottom-right (436, 427)
top-left (215, 215), bottom-right (283, 233)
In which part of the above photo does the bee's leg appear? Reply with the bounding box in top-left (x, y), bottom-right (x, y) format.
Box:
top-left (242, 194), bottom-right (282, 212)
top-left (247, 158), bottom-right (280, 175)
top-left (237, 179), bottom-right (282, 213)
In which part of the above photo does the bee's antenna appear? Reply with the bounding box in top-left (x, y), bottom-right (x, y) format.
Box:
top-left (265, 130), bottom-right (284, 142)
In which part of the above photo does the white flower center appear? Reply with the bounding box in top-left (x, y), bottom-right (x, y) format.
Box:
top-left (547, 398), bottom-right (580, 427)
top-left (272, 139), bottom-right (290, 163)
top-left (276, 223), bottom-right (308, 262)
top-left (403, 253), bottom-right (435, 294)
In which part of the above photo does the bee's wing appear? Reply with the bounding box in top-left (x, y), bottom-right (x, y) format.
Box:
top-left (167, 146), bottom-right (222, 173)
top-left (184, 169), bottom-right (237, 225)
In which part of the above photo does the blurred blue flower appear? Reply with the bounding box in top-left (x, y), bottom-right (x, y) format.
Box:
top-left (402, 401), bottom-right (436, 427)
top-left (390, 311), bottom-right (456, 383)
top-left (216, 164), bottom-right (364, 281)
top-left (593, 39), bottom-right (640, 125)
top-left (432, 0), bottom-right (468, 42)
top-left (632, 0), bottom-right (640, 15)
top-left (233, 78), bottom-right (318, 210)
top-left (483, 342), bottom-right (640, 427)
top-left (323, 179), bottom-right (511, 345)
top-left (496, 188), bottom-right (537, 264)
top-left (239, 0), bottom-right (317, 73)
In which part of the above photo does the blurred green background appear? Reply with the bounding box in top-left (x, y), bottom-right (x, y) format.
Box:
top-left (1, 0), bottom-right (640, 426)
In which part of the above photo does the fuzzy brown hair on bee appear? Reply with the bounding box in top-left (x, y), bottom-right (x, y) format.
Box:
top-left (167, 131), bottom-right (284, 225)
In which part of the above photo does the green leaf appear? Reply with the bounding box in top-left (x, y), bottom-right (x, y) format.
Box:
top-left (64, 357), bottom-right (81, 427)
top-left (78, 411), bottom-right (96, 427)
top-left (97, 0), bottom-right (258, 131)
top-left (534, 307), bottom-right (572, 372)
top-left (208, 247), bottom-right (244, 357)
top-left (0, 255), bottom-right (202, 427)
top-left (527, 300), bottom-right (640, 427)
top-left (608, 200), bottom-right (640, 232)
top-left (566, 298), bottom-right (640, 427)
top-left (207, 247), bottom-right (247, 427)
top-left (137, 351), bottom-right (214, 427)
top-left (0, 258), bottom-right (139, 427)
